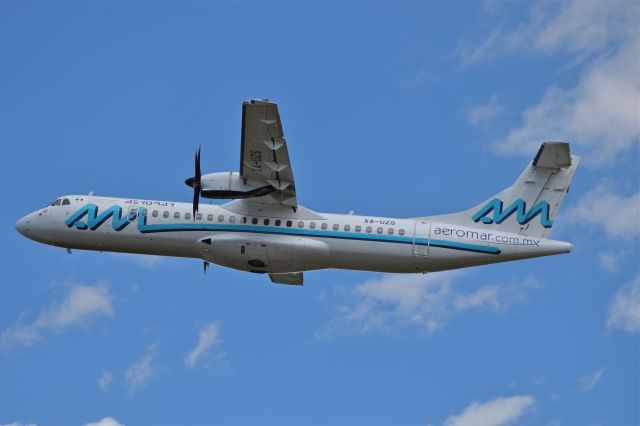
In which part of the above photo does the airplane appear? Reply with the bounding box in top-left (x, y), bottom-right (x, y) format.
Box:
top-left (15, 100), bottom-right (580, 286)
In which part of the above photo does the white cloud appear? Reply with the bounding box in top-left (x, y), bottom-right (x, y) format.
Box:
top-left (109, 252), bottom-right (164, 268)
top-left (400, 69), bottom-right (435, 89)
top-left (444, 395), bottom-right (535, 426)
top-left (579, 367), bottom-right (606, 392)
top-left (98, 371), bottom-right (113, 391)
top-left (598, 251), bottom-right (620, 274)
top-left (124, 344), bottom-right (158, 394)
top-left (461, 2), bottom-right (640, 165)
top-left (0, 282), bottom-right (113, 350)
top-left (496, 41), bottom-right (640, 165)
top-left (185, 322), bottom-right (222, 368)
top-left (319, 272), bottom-right (536, 337)
top-left (458, 28), bottom-right (502, 66)
top-left (0, 423), bottom-right (37, 426)
top-left (607, 276), bottom-right (640, 333)
top-left (48, 284), bottom-right (113, 328)
top-left (527, 2), bottom-right (637, 54)
top-left (564, 183), bottom-right (640, 240)
top-left (468, 95), bottom-right (503, 127)
top-left (465, 2), bottom-right (638, 59)
top-left (82, 418), bottom-right (124, 426)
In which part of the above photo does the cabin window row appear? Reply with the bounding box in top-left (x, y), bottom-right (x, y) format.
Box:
top-left (148, 210), bottom-right (228, 222)
top-left (146, 209), bottom-right (406, 236)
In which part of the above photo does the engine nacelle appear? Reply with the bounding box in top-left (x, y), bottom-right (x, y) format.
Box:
top-left (198, 234), bottom-right (330, 273)
top-left (198, 172), bottom-right (276, 199)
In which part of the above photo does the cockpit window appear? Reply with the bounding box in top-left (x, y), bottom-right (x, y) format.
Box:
top-left (62, 198), bottom-right (70, 205)
top-left (51, 199), bottom-right (62, 206)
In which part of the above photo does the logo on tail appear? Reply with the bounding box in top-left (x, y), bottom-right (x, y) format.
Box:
top-left (472, 198), bottom-right (553, 228)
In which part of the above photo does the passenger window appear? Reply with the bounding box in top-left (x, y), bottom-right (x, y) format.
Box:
top-left (377, 227), bottom-right (383, 234)
top-left (264, 218), bottom-right (270, 225)
top-left (229, 216), bottom-right (236, 223)
top-left (139, 208), bottom-right (147, 217)
top-left (207, 214), bottom-right (213, 221)
top-left (355, 225), bottom-right (361, 232)
top-left (333, 224), bottom-right (339, 231)
top-left (366, 226), bottom-right (372, 233)
top-left (163, 211), bottom-right (169, 218)
top-left (286, 220), bottom-right (292, 227)
top-left (388, 228), bottom-right (394, 235)
top-left (174, 212), bottom-right (180, 219)
top-left (185, 212), bottom-right (191, 220)
top-left (51, 199), bottom-right (62, 206)
top-left (62, 198), bottom-right (70, 206)
top-left (275, 219), bottom-right (281, 226)
top-left (241, 217), bottom-right (247, 224)
top-left (252, 218), bottom-right (258, 225)
top-left (196, 213), bottom-right (202, 221)
top-left (152, 210), bottom-right (158, 217)
top-left (218, 215), bottom-right (224, 222)
top-left (309, 222), bottom-right (316, 229)
top-left (321, 223), bottom-right (327, 230)
top-left (399, 229), bottom-right (406, 236)
top-left (298, 221), bottom-right (304, 228)
top-left (344, 225), bottom-right (351, 231)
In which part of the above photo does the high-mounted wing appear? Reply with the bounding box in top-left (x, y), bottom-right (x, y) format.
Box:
top-left (240, 100), bottom-right (297, 208)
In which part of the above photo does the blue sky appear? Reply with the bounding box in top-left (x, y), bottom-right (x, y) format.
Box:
top-left (1, 2), bottom-right (638, 425)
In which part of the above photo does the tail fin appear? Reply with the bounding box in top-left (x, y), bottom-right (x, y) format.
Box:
top-left (422, 142), bottom-right (580, 238)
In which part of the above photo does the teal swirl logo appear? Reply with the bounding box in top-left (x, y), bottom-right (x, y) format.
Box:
top-left (472, 198), bottom-right (553, 228)
top-left (65, 204), bottom-right (137, 231)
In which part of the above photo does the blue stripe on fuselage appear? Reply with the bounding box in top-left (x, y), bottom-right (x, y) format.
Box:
top-left (136, 219), bottom-right (501, 255)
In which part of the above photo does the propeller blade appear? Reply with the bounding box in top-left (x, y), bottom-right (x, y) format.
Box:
top-left (203, 261), bottom-right (209, 275)
top-left (193, 189), bottom-right (199, 219)
top-left (192, 146), bottom-right (202, 220)
top-left (195, 146), bottom-right (201, 182)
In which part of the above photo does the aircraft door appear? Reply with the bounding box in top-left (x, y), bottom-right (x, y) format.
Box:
top-left (412, 221), bottom-right (431, 256)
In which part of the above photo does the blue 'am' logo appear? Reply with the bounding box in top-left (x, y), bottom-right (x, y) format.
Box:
top-left (472, 198), bottom-right (553, 228)
top-left (65, 204), bottom-right (137, 231)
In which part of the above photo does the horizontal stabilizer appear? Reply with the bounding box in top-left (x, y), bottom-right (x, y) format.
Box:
top-left (270, 272), bottom-right (303, 286)
top-left (533, 142), bottom-right (571, 168)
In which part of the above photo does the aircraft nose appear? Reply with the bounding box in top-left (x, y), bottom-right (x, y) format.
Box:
top-left (15, 215), bottom-right (30, 237)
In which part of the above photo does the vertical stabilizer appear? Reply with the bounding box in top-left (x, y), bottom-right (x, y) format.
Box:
top-left (421, 142), bottom-right (580, 238)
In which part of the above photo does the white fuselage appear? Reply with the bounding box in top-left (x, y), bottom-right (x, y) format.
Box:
top-left (15, 195), bottom-right (572, 274)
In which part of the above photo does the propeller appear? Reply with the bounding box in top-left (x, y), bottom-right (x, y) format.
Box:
top-left (203, 261), bottom-right (209, 275)
top-left (185, 146), bottom-right (202, 220)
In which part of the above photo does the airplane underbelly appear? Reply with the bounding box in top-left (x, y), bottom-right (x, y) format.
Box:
top-left (326, 238), bottom-right (422, 273)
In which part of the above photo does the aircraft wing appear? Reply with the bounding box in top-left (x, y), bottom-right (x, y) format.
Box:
top-left (240, 100), bottom-right (297, 208)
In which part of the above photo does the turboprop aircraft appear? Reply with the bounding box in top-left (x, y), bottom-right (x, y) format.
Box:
top-left (15, 100), bottom-right (580, 285)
